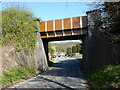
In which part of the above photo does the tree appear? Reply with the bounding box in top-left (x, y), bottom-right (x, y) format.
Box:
top-left (72, 46), bottom-right (77, 53)
top-left (91, 2), bottom-right (120, 64)
top-left (48, 43), bottom-right (56, 56)
top-left (2, 6), bottom-right (38, 52)
top-left (98, 2), bottom-right (120, 45)
top-left (66, 47), bottom-right (72, 55)
top-left (76, 44), bottom-right (82, 53)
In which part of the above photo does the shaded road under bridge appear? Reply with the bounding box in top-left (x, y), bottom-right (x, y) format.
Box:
top-left (9, 57), bottom-right (89, 89)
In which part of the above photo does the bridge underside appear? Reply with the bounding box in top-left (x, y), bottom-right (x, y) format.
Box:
top-left (39, 16), bottom-right (88, 67)
top-left (41, 30), bottom-right (87, 67)
top-left (37, 10), bottom-right (117, 72)
top-left (41, 29), bottom-right (87, 42)
top-left (40, 28), bottom-right (87, 39)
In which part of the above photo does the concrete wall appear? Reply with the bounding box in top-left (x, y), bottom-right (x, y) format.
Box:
top-left (112, 44), bottom-right (120, 64)
top-left (36, 32), bottom-right (48, 71)
top-left (36, 21), bottom-right (49, 71)
top-left (2, 46), bottom-right (37, 71)
top-left (82, 27), bottom-right (116, 72)
top-left (2, 21), bottom-right (49, 72)
top-left (2, 32), bottom-right (49, 72)
top-left (81, 11), bottom-right (117, 72)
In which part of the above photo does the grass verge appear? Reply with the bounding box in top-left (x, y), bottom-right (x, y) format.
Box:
top-left (71, 55), bottom-right (83, 58)
top-left (0, 66), bottom-right (38, 88)
top-left (85, 64), bottom-right (120, 89)
top-left (49, 59), bottom-right (55, 63)
top-left (49, 59), bottom-right (55, 67)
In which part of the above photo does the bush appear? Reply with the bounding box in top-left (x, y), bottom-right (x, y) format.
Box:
top-left (1, 66), bottom-right (37, 86)
top-left (85, 64), bottom-right (120, 89)
top-left (2, 6), bottom-right (38, 53)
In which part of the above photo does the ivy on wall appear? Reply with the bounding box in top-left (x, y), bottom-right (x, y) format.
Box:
top-left (2, 7), bottom-right (39, 53)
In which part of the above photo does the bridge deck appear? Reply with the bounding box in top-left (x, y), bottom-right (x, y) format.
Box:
top-left (40, 16), bottom-right (88, 38)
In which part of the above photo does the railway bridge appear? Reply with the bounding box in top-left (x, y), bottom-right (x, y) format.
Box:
top-left (36, 10), bottom-right (115, 72)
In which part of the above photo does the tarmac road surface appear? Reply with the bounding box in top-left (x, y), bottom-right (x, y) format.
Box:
top-left (7, 57), bottom-right (89, 90)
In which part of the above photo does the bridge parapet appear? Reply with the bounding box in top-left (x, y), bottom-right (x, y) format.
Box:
top-left (40, 16), bottom-right (88, 38)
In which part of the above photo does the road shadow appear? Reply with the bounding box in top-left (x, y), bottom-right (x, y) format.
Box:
top-left (5, 58), bottom-right (88, 89)
top-left (25, 58), bottom-right (86, 89)
top-left (28, 76), bottom-right (77, 90)
top-left (42, 58), bottom-right (84, 78)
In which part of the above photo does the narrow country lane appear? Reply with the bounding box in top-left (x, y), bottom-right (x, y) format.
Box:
top-left (7, 57), bottom-right (89, 90)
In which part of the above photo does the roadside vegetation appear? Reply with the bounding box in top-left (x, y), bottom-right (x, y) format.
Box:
top-left (51, 42), bottom-right (81, 52)
top-left (48, 42), bottom-right (82, 67)
top-left (71, 54), bottom-right (82, 58)
top-left (48, 42), bottom-right (82, 58)
top-left (1, 66), bottom-right (38, 87)
top-left (49, 59), bottom-right (56, 63)
top-left (66, 43), bottom-right (82, 57)
top-left (2, 6), bottom-right (38, 53)
top-left (1, 4), bottom-right (39, 88)
top-left (85, 64), bottom-right (120, 89)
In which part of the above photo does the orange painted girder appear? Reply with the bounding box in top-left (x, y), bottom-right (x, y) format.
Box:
top-left (40, 16), bottom-right (87, 32)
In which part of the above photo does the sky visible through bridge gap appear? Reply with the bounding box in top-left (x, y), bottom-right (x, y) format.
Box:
top-left (50, 40), bottom-right (82, 43)
top-left (2, 1), bottom-right (94, 43)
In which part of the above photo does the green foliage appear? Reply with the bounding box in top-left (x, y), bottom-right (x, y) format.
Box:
top-left (71, 54), bottom-right (82, 58)
top-left (53, 42), bottom-right (80, 52)
top-left (76, 44), bottom-right (82, 53)
top-left (1, 66), bottom-right (37, 86)
top-left (2, 7), bottom-right (38, 53)
top-left (98, 2), bottom-right (120, 45)
top-left (85, 64), bottom-right (120, 89)
top-left (72, 44), bottom-right (82, 53)
top-left (49, 59), bottom-right (55, 63)
top-left (48, 43), bottom-right (56, 56)
top-left (66, 47), bottom-right (72, 55)
top-left (72, 46), bottom-right (77, 53)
